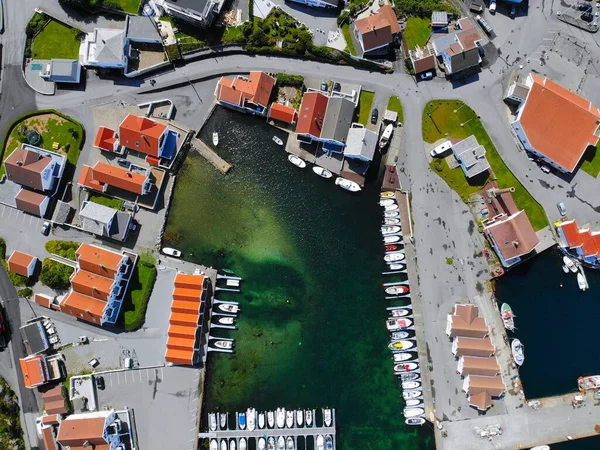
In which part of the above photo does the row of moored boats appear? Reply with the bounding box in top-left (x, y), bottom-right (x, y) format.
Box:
top-left (562, 255), bottom-right (589, 291)
top-left (498, 300), bottom-right (525, 367)
top-left (379, 192), bottom-right (424, 426)
top-left (287, 154), bottom-right (362, 192)
top-left (210, 435), bottom-right (332, 450)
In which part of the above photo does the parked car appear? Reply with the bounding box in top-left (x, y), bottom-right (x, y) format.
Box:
top-left (320, 82), bottom-right (328, 92)
top-left (95, 376), bottom-right (105, 390)
top-left (419, 71), bottom-right (434, 81)
top-left (41, 221), bottom-right (50, 236)
top-left (333, 82), bottom-right (341, 92)
top-left (557, 202), bottom-right (567, 217)
top-left (470, 1), bottom-right (484, 12)
top-left (540, 164), bottom-right (551, 173)
top-left (489, 0), bottom-right (497, 13)
top-left (371, 108), bottom-right (379, 124)
top-left (117, 159), bottom-right (131, 169)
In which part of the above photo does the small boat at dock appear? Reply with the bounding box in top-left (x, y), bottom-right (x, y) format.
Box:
top-left (384, 218), bottom-right (401, 225)
top-left (240, 438), bottom-right (247, 450)
top-left (562, 265), bottom-right (569, 273)
top-left (296, 410), bottom-right (303, 427)
top-left (501, 303), bottom-right (515, 332)
top-left (209, 413), bottom-right (217, 431)
top-left (213, 340), bottom-right (234, 350)
top-left (215, 316), bottom-right (235, 326)
top-left (384, 252), bottom-right (405, 262)
top-left (384, 210), bottom-right (400, 217)
top-left (380, 199), bottom-right (395, 206)
top-left (512, 339), bottom-right (525, 366)
top-left (390, 309), bottom-right (410, 317)
top-left (379, 123), bottom-right (394, 149)
top-left (386, 318), bottom-right (412, 331)
top-left (238, 412), bottom-right (246, 430)
top-left (276, 408), bottom-right (285, 428)
top-left (404, 407), bottom-right (424, 418)
top-left (211, 439), bottom-right (218, 450)
top-left (323, 408), bottom-right (332, 427)
top-left (305, 409), bottom-right (313, 426)
top-left (402, 390), bottom-right (422, 401)
top-left (273, 136), bottom-right (284, 146)
top-left (402, 381), bottom-right (421, 389)
top-left (577, 269), bottom-right (588, 291)
top-left (384, 235), bottom-right (401, 244)
top-left (325, 435), bottom-right (333, 448)
top-left (563, 256), bottom-right (578, 273)
top-left (389, 340), bottom-right (414, 351)
top-left (386, 285), bottom-right (409, 295)
top-left (388, 263), bottom-right (405, 270)
top-left (268, 437), bottom-right (276, 450)
top-left (384, 204), bottom-right (399, 212)
top-left (267, 411), bottom-right (275, 428)
top-left (258, 412), bottom-right (265, 429)
top-left (162, 247), bottom-right (181, 258)
top-left (405, 417), bottom-right (426, 426)
top-left (385, 244), bottom-right (399, 252)
top-left (277, 437), bottom-right (285, 450)
top-left (316, 436), bottom-right (324, 450)
top-left (396, 362), bottom-right (419, 373)
top-left (393, 352), bottom-right (415, 362)
top-left (213, 132), bottom-right (219, 146)
top-left (335, 177), bottom-right (361, 192)
top-left (247, 408), bottom-right (256, 431)
top-left (220, 413), bottom-right (227, 429)
top-left (221, 440), bottom-right (227, 450)
top-left (399, 372), bottom-right (420, 381)
top-left (288, 154), bottom-right (307, 168)
top-left (381, 191), bottom-right (395, 198)
top-left (286, 410), bottom-right (294, 428)
top-left (313, 166), bottom-right (333, 178)
top-left (578, 375), bottom-right (600, 391)
top-left (405, 399), bottom-right (422, 407)
top-left (390, 331), bottom-right (410, 340)
top-left (217, 303), bottom-right (239, 314)
top-left (258, 438), bottom-right (266, 450)
top-left (286, 437), bottom-right (294, 449)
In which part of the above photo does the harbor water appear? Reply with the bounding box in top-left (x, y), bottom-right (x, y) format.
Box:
top-left (164, 107), bottom-right (434, 449)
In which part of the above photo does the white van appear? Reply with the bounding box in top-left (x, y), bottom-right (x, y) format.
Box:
top-left (489, 0), bottom-right (497, 13)
top-left (430, 140), bottom-right (453, 157)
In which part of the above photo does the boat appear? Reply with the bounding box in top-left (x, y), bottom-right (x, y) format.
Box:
top-left (501, 303), bottom-right (515, 331)
top-left (323, 408), bottom-right (332, 427)
top-left (268, 437), bottom-right (276, 450)
top-left (313, 166), bottom-right (333, 178)
top-left (384, 235), bottom-right (401, 244)
top-left (209, 413), bottom-right (217, 431)
top-left (247, 408), bottom-right (256, 431)
top-left (384, 210), bottom-right (400, 217)
top-left (296, 410), bottom-right (303, 427)
top-left (386, 285), bottom-right (409, 295)
top-left (267, 410), bottom-right (275, 428)
top-left (385, 245), bottom-right (399, 252)
top-left (563, 256), bottom-right (578, 273)
top-left (238, 412), bottom-right (246, 430)
top-left (380, 199), bottom-right (395, 206)
top-left (384, 218), bottom-right (401, 225)
top-left (288, 154), bottom-right (307, 169)
top-left (276, 408), bottom-right (285, 428)
top-left (212, 340), bottom-right (234, 350)
top-left (220, 413), bottom-right (227, 429)
top-left (402, 381), bottom-right (421, 390)
top-left (402, 390), bottom-right (422, 401)
top-left (221, 440), bottom-right (227, 450)
top-left (390, 331), bottom-right (410, 340)
top-left (386, 318), bottom-right (412, 331)
top-left (225, 279), bottom-right (240, 287)
top-left (512, 339), bottom-right (525, 366)
top-left (530, 447), bottom-right (550, 450)
top-left (405, 399), bottom-right (423, 407)
top-left (335, 177), bottom-right (361, 192)
top-left (213, 132), bottom-right (219, 146)
top-left (390, 309), bottom-right (410, 317)
top-left (305, 409), bottom-right (313, 426)
top-left (404, 407), bottom-right (424, 418)
top-left (382, 225), bottom-right (401, 235)
top-left (258, 412), bottom-right (265, 429)
top-left (405, 417), bottom-right (426, 426)
top-left (316, 435), bottom-right (324, 450)
top-left (395, 362), bottom-right (419, 373)
top-left (325, 435), bottom-right (333, 449)
top-left (239, 438), bottom-right (247, 450)
top-left (399, 372), bottom-right (420, 381)
top-left (277, 437), bottom-right (285, 450)
top-left (215, 316), bottom-right (235, 326)
top-left (393, 352), bottom-right (416, 363)
top-left (230, 440), bottom-right (236, 450)
top-left (379, 123), bottom-right (394, 148)
top-left (258, 437), bottom-right (266, 450)
top-left (577, 271), bottom-right (588, 291)
top-left (161, 247), bottom-right (181, 258)
top-left (217, 303), bottom-right (239, 314)
top-left (384, 204), bottom-right (399, 212)
top-left (381, 191), bottom-right (395, 198)
top-left (562, 265), bottom-right (569, 273)
top-left (286, 410), bottom-right (294, 428)
top-left (286, 437), bottom-right (294, 449)
top-left (389, 340), bottom-right (414, 351)
top-left (273, 136), bottom-right (284, 146)
top-left (388, 263), bottom-right (405, 270)
top-left (211, 440), bottom-right (218, 450)
top-left (578, 375), bottom-right (600, 391)
top-left (384, 253), bottom-right (405, 262)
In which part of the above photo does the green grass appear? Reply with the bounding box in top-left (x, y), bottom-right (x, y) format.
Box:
top-left (222, 25), bottom-right (246, 44)
top-left (579, 145), bottom-right (600, 177)
top-left (1, 260), bottom-right (31, 287)
top-left (32, 20), bottom-right (81, 60)
top-left (357, 91), bottom-right (375, 126)
top-left (423, 100), bottom-right (548, 231)
top-left (341, 23), bottom-right (357, 56)
top-left (39, 259), bottom-right (74, 289)
top-left (88, 193), bottom-right (124, 210)
top-left (387, 95), bottom-right (404, 123)
top-left (114, 0), bottom-right (140, 13)
top-left (120, 256), bottom-right (157, 331)
top-left (403, 17), bottom-right (431, 50)
top-left (45, 241), bottom-right (80, 261)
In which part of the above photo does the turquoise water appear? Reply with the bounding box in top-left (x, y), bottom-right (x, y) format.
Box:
top-left (164, 106), bottom-right (434, 449)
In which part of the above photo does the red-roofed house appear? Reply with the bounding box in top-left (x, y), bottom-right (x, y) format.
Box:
top-left (556, 219), bottom-right (600, 264)
top-left (556, 220), bottom-right (583, 248)
top-left (19, 354), bottom-right (62, 389)
top-left (93, 126), bottom-right (120, 153)
top-left (296, 91), bottom-right (329, 143)
top-left (118, 114), bottom-right (179, 161)
top-left (15, 189), bottom-right (50, 217)
top-left (7, 251), bottom-right (37, 277)
top-left (354, 5), bottom-right (400, 54)
top-left (268, 103), bottom-right (298, 124)
top-left (511, 73), bottom-right (600, 173)
top-left (78, 161), bottom-right (152, 195)
top-left (56, 410), bottom-right (125, 449)
top-left (215, 72), bottom-right (276, 116)
top-left (483, 210), bottom-right (539, 268)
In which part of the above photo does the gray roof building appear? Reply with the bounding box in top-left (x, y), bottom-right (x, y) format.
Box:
top-left (431, 11), bottom-right (449, 27)
top-left (452, 135), bottom-right (490, 178)
top-left (125, 15), bottom-right (162, 43)
top-left (79, 201), bottom-right (132, 241)
top-left (321, 97), bottom-right (356, 145)
top-left (20, 320), bottom-right (50, 355)
top-left (161, 0), bottom-right (225, 27)
top-left (44, 59), bottom-right (81, 84)
top-left (80, 28), bottom-right (126, 68)
top-left (344, 126), bottom-right (378, 162)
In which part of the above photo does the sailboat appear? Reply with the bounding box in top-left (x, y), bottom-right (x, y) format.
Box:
top-left (501, 303), bottom-right (515, 331)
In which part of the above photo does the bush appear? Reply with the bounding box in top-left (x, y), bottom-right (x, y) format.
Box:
top-left (276, 73), bottom-right (304, 87)
top-left (139, 252), bottom-right (156, 268)
top-left (39, 259), bottom-right (74, 290)
top-left (404, 57), bottom-right (415, 74)
top-left (45, 241), bottom-right (80, 261)
top-left (25, 13), bottom-right (48, 37)
top-left (0, 238), bottom-right (5, 260)
top-left (1, 261), bottom-right (30, 287)
top-left (121, 263), bottom-right (157, 331)
top-left (17, 288), bottom-right (33, 298)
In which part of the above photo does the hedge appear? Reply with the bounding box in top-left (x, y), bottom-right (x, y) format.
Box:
top-left (45, 241), bottom-right (80, 261)
top-left (121, 254), bottom-right (157, 331)
top-left (276, 73), bottom-right (304, 87)
top-left (39, 259), bottom-right (74, 290)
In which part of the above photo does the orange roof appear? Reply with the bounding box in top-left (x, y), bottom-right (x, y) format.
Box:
top-left (169, 312), bottom-right (199, 326)
top-left (41, 385), bottom-right (68, 415)
top-left (145, 155), bottom-right (160, 167)
top-left (89, 162), bottom-right (148, 195)
top-left (57, 414), bottom-right (108, 447)
top-left (355, 5), bottom-right (400, 52)
top-left (119, 114), bottom-right (167, 157)
top-left (78, 165), bottom-right (104, 193)
top-left (41, 414), bottom-right (61, 425)
top-left (519, 74), bottom-right (600, 172)
top-left (269, 103), bottom-right (298, 124)
top-left (296, 91), bottom-right (328, 137)
top-left (171, 300), bottom-right (201, 314)
top-left (41, 425), bottom-right (58, 450)
top-left (34, 293), bottom-right (53, 308)
top-left (71, 270), bottom-right (114, 301)
top-left (174, 274), bottom-right (205, 289)
top-left (166, 336), bottom-right (196, 351)
top-left (448, 304), bottom-right (488, 338)
top-left (19, 355), bottom-right (47, 388)
top-left (579, 229), bottom-right (597, 257)
top-left (93, 127), bottom-right (117, 152)
top-left (216, 72), bottom-right (276, 110)
top-left (559, 220), bottom-right (583, 248)
top-left (75, 244), bottom-right (124, 278)
top-left (60, 291), bottom-right (106, 324)
top-left (173, 287), bottom-right (202, 302)
top-left (7, 251), bottom-right (36, 277)
top-left (484, 211), bottom-right (539, 260)
top-left (165, 347), bottom-right (194, 365)
top-left (168, 324), bottom-right (198, 338)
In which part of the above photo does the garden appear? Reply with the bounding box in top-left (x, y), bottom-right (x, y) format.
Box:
top-left (45, 241), bottom-right (81, 261)
top-left (119, 253), bottom-right (157, 331)
top-left (26, 13), bottom-right (82, 60)
top-left (579, 145), bottom-right (600, 178)
top-left (357, 91), bottom-right (375, 126)
top-left (402, 17), bottom-right (431, 50)
top-left (88, 193), bottom-right (125, 210)
top-left (59, 0), bottom-right (140, 14)
top-left (387, 96), bottom-right (404, 123)
top-left (40, 259), bottom-right (74, 290)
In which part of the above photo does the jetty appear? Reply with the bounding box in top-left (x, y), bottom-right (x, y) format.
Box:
top-left (190, 137), bottom-right (232, 174)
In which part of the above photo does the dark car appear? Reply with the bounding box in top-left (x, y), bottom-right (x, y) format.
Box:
top-left (333, 82), bottom-right (341, 92)
top-left (371, 108), bottom-right (379, 124)
top-left (95, 376), bottom-right (105, 390)
top-left (320, 82), bottom-right (328, 92)
top-left (41, 221), bottom-right (50, 236)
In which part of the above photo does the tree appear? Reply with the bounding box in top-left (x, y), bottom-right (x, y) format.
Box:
top-left (40, 259), bottom-right (74, 290)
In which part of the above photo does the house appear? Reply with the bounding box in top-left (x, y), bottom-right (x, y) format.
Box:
top-left (19, 354), bottom-right (62, 389)
top-left (78, 162), bottom-right (153, 196)
top-left (215, 72), bottom-right (276, 116)
top-left (56, 410), bottom-right (124, 449)
top-left (125, 15), bottom-right (163, 44)
top-left (319, 96), bottom-right (356, 152)
top-left (5, 145), bottom-right (66, 194)
top-left (285, 0), bottom-right (338, 8)
top-left (155, 0), bottom-right (225, 27)
top-left (20, 319), bottom-right (50, 355)
top-left (452, 336), bottom-right (495, 357)
top-left (432, 19), bottom-right (482, 77)
top-left (483, 211), bottom-right (539, 267)
top-left (451, 135), bottom-right (490, 178)
top-left (119, 114), bottom-right (178, 160)
top-left (431, 11), bottom-right (449, 28)
top-left (344, 125), bottom-right (378, 162)
top-left (446, 304), bottom-right (488, 338)
top-left (556, 220), bottom-right (600, 264)
top-left (93, 126), bottom-right (119, 153)
top-left (462, 375), bottom-right (505, 411)
top-left (505, 82), bottom-right (530, 104)
top-left (40, 60), bottom-right (81, 84)
top-left (268, 103), bottom-right (298, 125)
top-left (354, 6), bottom-right (400, 54)
top-left (296, 91), bottom-right (329, 143)
top-left (14, 190), bottom-right (50, 217)
top-left (79, 28), bottom-right (127, 69)
top-left (40, 423), bottom-right (59, 450)
top-left (510, 73), bottom-right (600, 173)
top-left (40, 385), bottom-right (69, 415)
top-left (79, 201), bottom-right (132, 242)
top-left (7, 251), bottom-right (37, 277)
top-left (457, 356), bottom-right (500, 377)
top-left (410, 45), bottom-right (436, 78)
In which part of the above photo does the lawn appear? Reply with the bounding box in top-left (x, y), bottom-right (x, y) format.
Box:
top-left (341, 23), bottom-right (357, 56)
top-left (403, 17), bottom-right (431, 50)
top-left (88, 193), bottom-right (124, 210)
top-left (387, 95), bottom-right (404, 123)
top-left (579, 145), bottom-right (600, 178)
top-left (32, 20), bottom-right (81, 60)
top-left (119, 255), bottom-right (157, 331)
top-left (222, 25), bottom-right (245, 44)
top-left (423, 100), bottom-right (548, 231)
top-left (357, 91), bottom-right (375, 126)
top-left (114, 0), bottom-right (141, 13)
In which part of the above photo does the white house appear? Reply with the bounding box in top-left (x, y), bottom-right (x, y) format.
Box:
top-left (79, 28), bottom-right (127, 69)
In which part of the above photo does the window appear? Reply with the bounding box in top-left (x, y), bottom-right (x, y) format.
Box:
top-left (135, 141), bottom-right (140, 147)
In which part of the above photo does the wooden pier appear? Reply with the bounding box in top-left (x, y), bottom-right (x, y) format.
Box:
top-left (190, 137), bottom-right (232, 174)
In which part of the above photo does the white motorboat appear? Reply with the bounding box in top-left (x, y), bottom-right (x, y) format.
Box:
top-left (395, 362), bottom-right (419, 373)
top-left (316, 435), bottom-right (324, 450)
top-left (384, 235), bottom-right (402, 244)
top-left (268, 437), bottom-right (276, 450)
top-left (247, 408), bottom-right (256, 431)
top-left (313, 166), bottom-right (333, 178)
top-left (393, 352), bottom-right (415, 362)
top-left (578, 375), bottom-right (600, 391)
top-left (217, 303), bottom-right (239, 314)
top-left (335, 177), bottom-right (361, 192)
top-left (381, 191), bottom-right (395, 198)
top-left (405, 399), bottom-right (422, 407)
top-left (238, 412), bottom-right (246, 430)
top-left (258, 437), bottom-right (266, 450)
top-left (399, 372), bottom-right (420, 381)
top-left (221, 440), bottom-right (227, 450)
top-left (286, 410), bottom-right (294, 428)
top-left (384, 210), bottom-right (400, 217)
top-left (577, 271), bottom-right (588, 291)
top-left (230, 439), bottom-right (236, 450)
top-left (402, 389), bottom-right (422, 401)
top-left (379, 123), bottom-right (394, 148)
top-left (209, 413), bottom-right (217, 431)
top-left (220, 413), bottom-right (227, 429)
top-left (389, 340), bottom-right (414, 351)
top-left (267, 411), bottom-right (275, 428)
top-left (325, 435), bottom-right (333, 449)
top-left (384, 253), bottom-right (405, 262)
top-left (211, 439), bottom-right (218, 450)
top-left (273, 136), bottom-right (284, 146)
top-left (563, 256), bottom-right (578, 273)
top-left (239, 438), bottom-right (247, 450)
top-left (386, 318), bottom-right (413, 331)
top-left (215, 316), bottom-right (235, 326)
top-left (213, 132), bottom-right (219, 146)
top-left (382, 226), bottom-right (401, 235)
top-left (562, 265), bottom-right (569, 273)
top-left (530, 447), bottom-right (550, 450)
top-left (213, 340), bottom-right (234, 350)
top-left (296, 410), bottom-right (303, 427)
top-left (386, 285), bottom-right (409, 296)
top-left (390, 331), bottom-right (410, 340)
top-left (384, 204), bottom-right (399, 212)
top-left (277, 437), bottom-right (285, 450)
top-left (162, 247), bottom-right (181, 258)
top-left (305, 409), bottom-right (313, 426)
top-left (512, 339), bottom-right (525, 366)
top-left (276, 408), bottom-right (285, 428)
top-left (323, 408), bottom-right (332, 427)
top-left (384, 218), bottom-right (401, 225)
top-left (405, 417), bottom-right (426, 426)
top-left (402, 381), bottom-right (421, 390)
top-left (288, 154), bottom-right (307, 169)
top-left (388, 263), bottom-right (405, 270)
top-left (380, 199), bottom-right (395, 206)
top-left (390, 309), bottom-right (410, 317)
top-left (226, 279), bottom-right (240, 287)
top-left (286, 437), bottom-right (294, 449)
top-left (404, 407), bottom-right (424, 418)
top-left (258, 412), bottom-right (265, 429)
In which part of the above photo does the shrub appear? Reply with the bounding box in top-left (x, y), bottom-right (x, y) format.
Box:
top-left (40, 259), bottom-right (74, 290)
top-left (1, 261), bottom-right (30, 287)
top-left (165, 44), bottom-right (181, 61)
top-left (404, 57), bottom-right (415, 75)
top-left (0, 238), bottom-right (5, 260)
top-left (121, 263), bottom-right (157, 331)
top-left (276, 73), bottom-right (304, 87)
top-left (17, 288), bottom-right (33, 298)
top-left (25, 13), bottom-right (48, 37)
top-left (45, 241), bottom-right (80, 261)
top-left (139, 252), bottom-right (156, 268)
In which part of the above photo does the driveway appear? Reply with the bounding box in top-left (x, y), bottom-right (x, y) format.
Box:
top-left (269, 1), bottom-right (339, 46)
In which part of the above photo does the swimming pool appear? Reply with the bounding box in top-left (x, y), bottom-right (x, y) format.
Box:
top-left (30, 63), bottom-right (43, 72)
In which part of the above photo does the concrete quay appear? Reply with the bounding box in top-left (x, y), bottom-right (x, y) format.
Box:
top-left (190, 137), bottom-right (233, 174)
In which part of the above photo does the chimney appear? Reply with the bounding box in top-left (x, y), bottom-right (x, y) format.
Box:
top-left (513, 241), bottom-right (520, 248)
top-left (16, 161), bottom-right (23, 166)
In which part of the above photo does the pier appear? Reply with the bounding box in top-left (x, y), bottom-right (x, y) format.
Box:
top-left (190, 137), bottom-right (232, 174)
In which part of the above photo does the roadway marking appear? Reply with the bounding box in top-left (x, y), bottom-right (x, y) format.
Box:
top-left (117, 372), bottom-right (121, 385)
top-left (110, 376), bottom-right (113, 387)
top-left (21, 213), bottom-right (26, 224)
top-left (139, 371), bottom-right (142, 382)
top-left (1, 205), bottom-right (5, 217)
top-left (29, 215), bottom-right (34, 226)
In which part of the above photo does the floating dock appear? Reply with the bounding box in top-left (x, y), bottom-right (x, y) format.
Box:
top-left (190, 137), bottom-right (232, 174)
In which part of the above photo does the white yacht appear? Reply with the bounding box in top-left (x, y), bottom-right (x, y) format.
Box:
top-left (267, 410), bottom-right (275, 428)
top-left (247, 408), bottom-right (256, 431)
top-left (286, 410), bottom-right (294, 428)
top-left (258, 412), bottom-right (265, 429)
top-left (323, 408), bottom-right (332, 427)
top-left (276, 408), bottom-right (285, 428)
top-left (296, 410), bottom-right (303, 427)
